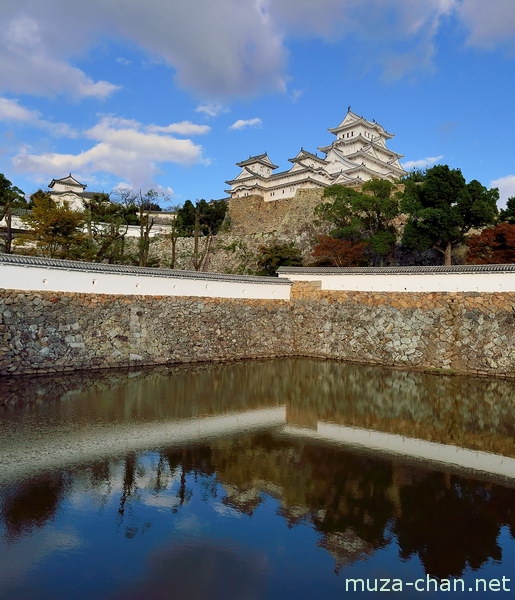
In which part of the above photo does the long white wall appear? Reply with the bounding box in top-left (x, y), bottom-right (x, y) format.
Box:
top-left (0, 216), bottom-right (170, 238)
top-left (0, 259), bottom-right (291, 300)
top-left (278, 268), bottom-right (515, 293)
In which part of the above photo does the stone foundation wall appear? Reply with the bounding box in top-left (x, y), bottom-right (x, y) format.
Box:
top-left (291, 282), bottom-right (515, 378)
top-left (1, 285), bottom-right (514, 377)
top-left (227, 189), bottom-right (325, 236)
top-left (0, 290), bottom-right (293, 375)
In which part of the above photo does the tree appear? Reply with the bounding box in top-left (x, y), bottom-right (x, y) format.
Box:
top-left (466, 223), bottom-right (515, 264)
top-left (401, 165), bottom-right (498, 265)
top-left (175, 198), bottom-right (227, 237)
top-left (141, 201), bottom-right (162, 212)
top-left (314, 179), bottom-right (400, 265)
top-left (312, 236), bottom-right (367, 267)
top-left (175, 199), bottom-right (228, 270)
top-left (137, 190), bottom-right (156, 267)
top-left (82, 193), bottom-right (131, 263)
top-left (0, 174), bottom-right (26, 253)
top-left (112, 188), bottom-right (169, 267)
top-left (18, 192), bottom-right (88, 258)
top-left (166, 206), bottom-right (183, 269)
top-left (499, 197), bottom-right (515, 224)
top-left (256, 242), bottom-right (302, 276)
top-left (175, 200), bottom-right (196, 236)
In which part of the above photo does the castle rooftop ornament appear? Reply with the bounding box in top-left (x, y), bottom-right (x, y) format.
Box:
top-left (226, 108), bottom-right (406, 201)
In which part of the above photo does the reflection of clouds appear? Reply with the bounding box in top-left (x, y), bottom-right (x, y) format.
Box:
top-left (144, 494), bottom-right (181, 510)
top-left (0, 529), bottom-right (80, 587)
top-left (175, 514), bottom-right (203, 535)
top-left (111, 539), bottom-right (268, 600)
top-left (212, 503), bottom-right (242, 519)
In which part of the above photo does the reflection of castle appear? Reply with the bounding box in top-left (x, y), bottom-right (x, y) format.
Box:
top-left (226, 108), bottom-right (406, 201)
top-left (2, 432), bottom-right (514, 580)
top-left (3, 361), bottom-right (514, 582)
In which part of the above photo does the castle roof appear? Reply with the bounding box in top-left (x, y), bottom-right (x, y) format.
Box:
top-left (343, 148), bottom-right (405, 174)
top-left (318, 133), bottom-right (401, 156)
top-left (327, 108), bottom-right (394, 139)
top-left (236, 153), bottom-right (278, 169)
top-left (288, 148), bottom-right (328, 165)
top-left (49, 173), bottom-right (87, 190)
top-left (225, 175), bottom-right (330, 196)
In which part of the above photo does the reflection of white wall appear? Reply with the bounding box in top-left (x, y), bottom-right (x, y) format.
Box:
top-left (281, 423), bottom-right (515, 481)
top-left (0, 260), bottom-right (291, 299)
top-left (278, 270), bottom-right (515, 292)
top-left (0, 407), bottom-right (287, 485)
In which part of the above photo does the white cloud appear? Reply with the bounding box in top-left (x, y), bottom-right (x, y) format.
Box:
top-left (270, 0), bottom-right (457, 80)
top-left (195, 103), bottom-right (229, 118)
top-left (290, 88), bottom-right (305, 103)
top-left (0, 13), bottom-right (119, 99)
top-left (229, 118), bottom-right (263, 130)
top-left (458, 0), bottom-right (515, 48)
top-left (402, 155), bottom-right (444, 170)
top-left (12, 115), bottom-right (206, 190)
top-left (0, 0), bottom-right (512, 103)
top-left (0, 96), bottom-right (77, 137)
top-left (490, 175), bottom-right (515, 209)
top-left (147, 121), bottom-right (210, 135)
top-left (0, 1), bottom-right (286, 99)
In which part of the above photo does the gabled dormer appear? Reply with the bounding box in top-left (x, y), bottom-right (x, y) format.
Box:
top-left (287, 148), bottom-right (329, 172)
top-left (235, 153), bottom-right (278, 179)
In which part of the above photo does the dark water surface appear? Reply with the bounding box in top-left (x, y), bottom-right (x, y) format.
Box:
top-left (0, 359), bottom-right (514, 599)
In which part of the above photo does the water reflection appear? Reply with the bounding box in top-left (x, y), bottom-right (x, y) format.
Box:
top-left (0, 359), bottom-right (514, 599)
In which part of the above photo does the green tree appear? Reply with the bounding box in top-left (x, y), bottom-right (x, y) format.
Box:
top-left (256, 242), bottom-right (302, 276)
top-left (166, 205), bottom-right (182, 269)
top-left (499, 197), bottom-right (515, 224)
top-left (18, 192), bottom-right (88, 258)
top-left (83, 193), bottom-right (131, 263)
top-left (175, 198), bottom-right (227, 237)
top-left (315, 179), bottom-right (400, 265)
top-left (401, 165), bottom-right (498, 265)
top-left (175, 199), bottom-right (228, 270)
top-left (112, 188), bottom-right (169, 267)
top-left (175, 200), bottom-right (196, 235)
top-left (0, 174), bottom-right (27, 254)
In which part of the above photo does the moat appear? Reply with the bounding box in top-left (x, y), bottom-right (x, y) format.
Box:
top-left (0, 359), bottom-right (514, 599)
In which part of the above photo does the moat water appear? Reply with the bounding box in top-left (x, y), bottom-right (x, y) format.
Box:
top-left (0, 359), bottom-right (514, 599)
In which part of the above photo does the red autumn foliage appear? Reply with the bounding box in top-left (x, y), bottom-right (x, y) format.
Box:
top-left (312, 236), bottom-right (368, 267)
top-left (466, 223), bottom-right (515, 264)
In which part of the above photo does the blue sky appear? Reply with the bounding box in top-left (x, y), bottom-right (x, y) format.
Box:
top-left (0, 0), bottom-right (514, 207)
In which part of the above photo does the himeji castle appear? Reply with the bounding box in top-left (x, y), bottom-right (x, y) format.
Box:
top-left (226, 108), bottom-right (406, 201)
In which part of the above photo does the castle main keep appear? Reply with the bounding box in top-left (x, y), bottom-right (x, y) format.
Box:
top-left (226, 108), bottom-right (406, 201)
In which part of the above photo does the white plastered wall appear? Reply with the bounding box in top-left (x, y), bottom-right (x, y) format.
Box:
top-left (279, 272), bottom-right (515, 293)
top-left (0, 263), bottom-right (291, 300)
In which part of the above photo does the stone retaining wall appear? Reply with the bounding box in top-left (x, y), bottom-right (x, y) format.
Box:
top-left (0, 290), bottom-right (293, 375)
top-left (290, 282), bottom-right (515, 378)
top-left (1, 284), bottom-right (514, 377)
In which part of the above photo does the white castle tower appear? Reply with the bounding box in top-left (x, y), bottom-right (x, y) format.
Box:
top-left (48, 174), bottom-right (92, 211)
top-left (226, 107), bottom-right (406, 201)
